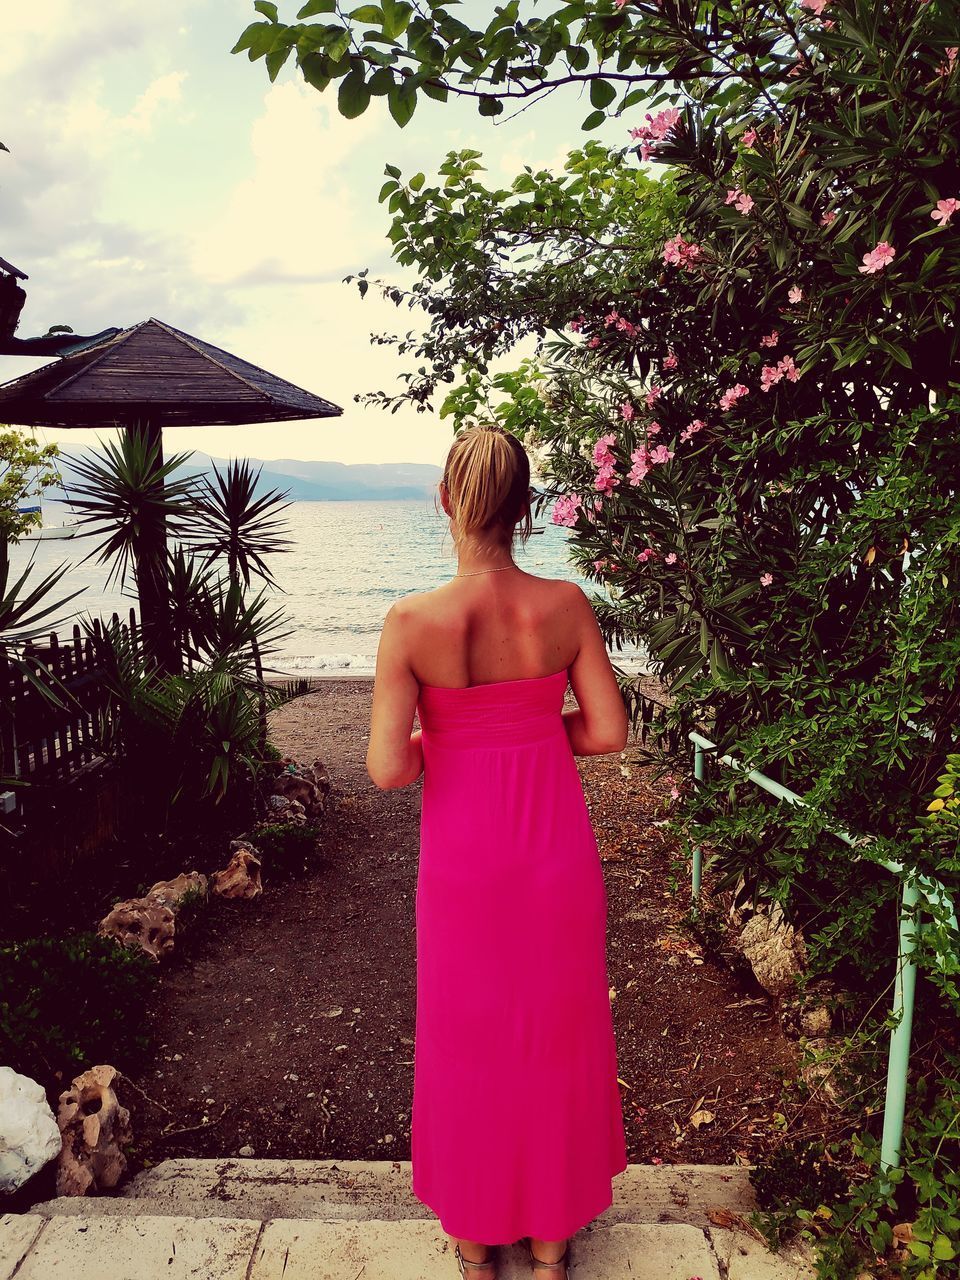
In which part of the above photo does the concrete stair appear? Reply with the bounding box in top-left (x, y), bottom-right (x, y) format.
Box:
top-left (3, 1160), bottom-right (819, 1279)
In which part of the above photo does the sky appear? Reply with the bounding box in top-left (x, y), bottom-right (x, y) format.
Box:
top-left (0, 0), bottom-right (644, 467)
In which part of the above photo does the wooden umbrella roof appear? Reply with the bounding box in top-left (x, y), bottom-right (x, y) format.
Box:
top-left (0, 316), bottom-right (342, 427)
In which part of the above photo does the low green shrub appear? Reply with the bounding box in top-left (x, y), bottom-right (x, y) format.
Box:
top-left (0, 933), bottom-right (157, 1087)
top-left (251, 822), bottom-right (323, 881)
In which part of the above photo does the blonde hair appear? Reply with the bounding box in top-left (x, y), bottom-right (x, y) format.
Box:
top-left (441, 423), bottom-right (533, 548)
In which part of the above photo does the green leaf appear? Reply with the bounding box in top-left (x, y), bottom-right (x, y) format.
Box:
top-left (265, 44), bottom-right (292, 81)
top-left (478, 95), bottom-right (503, 117)
top-left (389, 81), bottom-right (417, 127)
top-left (582, 109), bottom-right (606, 131)
top-left (297, 0), bottom-right (337, 14)
top-left (350, 4), bottom-right (382, 21)
top-left (338, 69), bottom-right (371, 118)
top-left (589, 78), bottom-right (616, 110)
top-left (254, 0), bottom-right (279, 19)
top-left (422, 78), bottom-right (448, 102)
top-left (382, 0), bottom-right (413, 40)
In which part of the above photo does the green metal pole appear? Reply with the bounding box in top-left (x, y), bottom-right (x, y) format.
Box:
top-left (880, 878), bottom-right (921, 1175)
top-left (692, 740), bottom-right (704, 905)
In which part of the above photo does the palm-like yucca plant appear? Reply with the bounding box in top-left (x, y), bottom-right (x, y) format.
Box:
top-left (64, 427), bottom-right (200, 674)
top-left (187, 458), bottom-right (293, 588)
top-left (183, 458), bottom-right (294, 747)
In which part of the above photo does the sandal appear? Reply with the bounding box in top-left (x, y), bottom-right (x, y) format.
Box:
top-left (454, 1242), bottom-right (498, 1277)
top-left (525, 1239), bottom-right (572, 1276)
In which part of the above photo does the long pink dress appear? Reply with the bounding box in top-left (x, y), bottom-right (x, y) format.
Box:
top-left (411, 666), bottom-right (628, 1244)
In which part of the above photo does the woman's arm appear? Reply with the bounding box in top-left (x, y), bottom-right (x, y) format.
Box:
top-left (366, 600), bottom-right (424, 789)
top-left (562, 584), bottom-right (630, 756)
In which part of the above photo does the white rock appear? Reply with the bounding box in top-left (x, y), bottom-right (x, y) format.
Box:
top-left (0, 1066), bottom-right (62, 1192)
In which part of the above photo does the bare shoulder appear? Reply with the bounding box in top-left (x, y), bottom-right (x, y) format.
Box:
top-left (385, 586), bottom-right (441, 620)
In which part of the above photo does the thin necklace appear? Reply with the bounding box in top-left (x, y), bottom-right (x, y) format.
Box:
top-left (456, 563), bottom-right (516, 577)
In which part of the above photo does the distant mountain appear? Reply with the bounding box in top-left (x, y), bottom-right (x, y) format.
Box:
top-left (44, 447), bottom-right (443, 502)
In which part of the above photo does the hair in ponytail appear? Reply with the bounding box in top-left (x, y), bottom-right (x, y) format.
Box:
top-left (440, 423), bottom-right (533, 548)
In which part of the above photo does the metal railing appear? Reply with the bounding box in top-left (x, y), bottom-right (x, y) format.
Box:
top-left (689, 730), bottom-right (959, 1178)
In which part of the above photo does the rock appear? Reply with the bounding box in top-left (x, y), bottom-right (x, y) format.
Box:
top-left (55, 1064), bottom-right (132, 1196)
top-left (271, 760), bottom-right (329, 825)
top-left (737, 903), bottom-right (807, 997)
top-left (98, 898), bottom-right (176, 963)
top-left (0, 1066), bottom-right (62, 1192)
top-left (800, 1003), bottom-right (833, 1036)
top-left (146, 872), bottom-right (208, 913)
top-left (211, 841), bottom-right (263, 899)
top-left (238, 1144), bottom-right (255, 1157)
top-left (798, 1036), bottom-right (845, 1107)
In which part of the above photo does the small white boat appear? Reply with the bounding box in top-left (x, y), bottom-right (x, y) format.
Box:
top-left (18, 501), bottom-right (80, 539)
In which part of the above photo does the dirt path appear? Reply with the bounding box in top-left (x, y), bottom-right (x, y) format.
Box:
top-left (131, 678), bottom-right (796, 1170)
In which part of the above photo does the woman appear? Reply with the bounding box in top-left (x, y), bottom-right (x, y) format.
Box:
top-left (366, 424), bottom-right (629, 1278)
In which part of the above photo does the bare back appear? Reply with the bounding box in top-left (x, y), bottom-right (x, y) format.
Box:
top-left (398, 569), bottom-right (582, 688)
top-left (366, 566), bottom-right (628, 787)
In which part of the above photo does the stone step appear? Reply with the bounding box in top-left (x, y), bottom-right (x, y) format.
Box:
top-left (1, 1211), bottom-right (817, 1280)
top-left (31, 1158), bottom-right (758, 1227)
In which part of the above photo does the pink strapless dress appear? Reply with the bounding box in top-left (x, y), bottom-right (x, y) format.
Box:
top-left (411, 667), bottom-right (628, 1244)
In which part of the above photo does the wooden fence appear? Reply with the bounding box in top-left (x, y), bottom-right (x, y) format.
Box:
top-left (0, 610), bottom-right (139, 812)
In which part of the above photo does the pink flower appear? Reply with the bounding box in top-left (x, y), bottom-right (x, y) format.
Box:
top-left (649, 444), bottom-right (675, 465)
top-left (568, 316), bottom-right (585, 332)
top-left (588, 336), bottom-right (600, 348)
top-left (718, 383), bottom-right (750, 411)
top-left (858, 240), bottom-right (896, 274)
top-left (637, 547), bottom-right (658, 563)
top-left (629, 107), bottom-right (681, 163)
top-left (645, 384), bottom-right (662, 408)
top-left (551, 494), bottom-right (583, 527)
top-left (627, 446), bottom-right (650, 486)
top-left (788, 285), bottom-right (803, 303)
top-left (679, 418), bottom-right (706, 442)
top-left (742, 127), bottom-right (757, 147)
top-left (663, 234), bottom-right (702, 271)
top-left (761, 354), bottom-right (801, 391)
top-left (760, 572), bottom-right (773, 587)
top-left (931, 198), bottom-right (960, 227)
top-left (593, 432), bottom-right (617, 464)
top-left (651, 1156), bottom-right (663, 1165)
top-left (647, 421), bottom-right (661, 436)
top-left (592, 558), bottom-right (608, 572)
top-left (800, 0), bottom-right (828, 13)
top-left (759, 329), bottom-right (779, 348)
top-left (592, 434), bottom-right (620, 495)
top-left (663, 349), bottom-right (678, 370)
top-left (616, 315), bottom-right (637, 337)
top-left (939, 47), bottom-right (958, 76)
top-left (725, 186), bottom-right (754, 215)
top-left (614, 0), bottom-right (628, 7)
top-left (820, 209), bottom-right (837, 227)
top-left (620, 401), bottom-right (635, 422)
top-left (664, 553), bottom-right (677, 565)
top-left (670, 786), bottom-right (681, 800)
top-left (604, 308), bottom-right (621, 328)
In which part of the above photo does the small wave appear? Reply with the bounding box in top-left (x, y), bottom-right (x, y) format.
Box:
top-left (273, 652), bottom-right (376, 675)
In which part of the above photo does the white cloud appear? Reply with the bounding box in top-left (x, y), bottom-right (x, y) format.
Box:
top-left (190, 79), bottom-right (384, 286)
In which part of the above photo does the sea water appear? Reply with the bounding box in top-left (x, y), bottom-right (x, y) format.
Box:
top-left (7, 499), bottom-right (647, 676)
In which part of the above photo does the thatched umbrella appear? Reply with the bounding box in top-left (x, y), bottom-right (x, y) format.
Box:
top-left (0, 317), bottom-right (342, 669)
